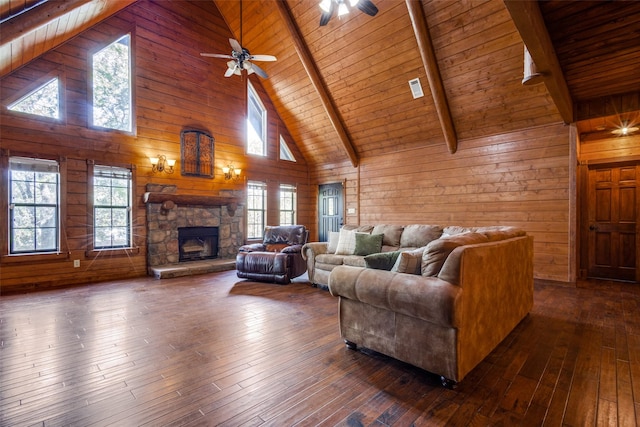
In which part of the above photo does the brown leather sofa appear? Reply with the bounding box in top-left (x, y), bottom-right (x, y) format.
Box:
top-left (236, 225), bottom-right (308, 284)
top-left (328, 229), bottom-right (534, 386)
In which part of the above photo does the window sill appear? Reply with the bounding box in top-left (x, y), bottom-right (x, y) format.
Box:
top-left (85, 247), bottom-right (140, 258)
top-left (1, 252), bottom-right (70, 264)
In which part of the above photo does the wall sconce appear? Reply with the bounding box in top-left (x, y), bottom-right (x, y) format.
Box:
top-left (222, 164), bottom-right (242, 181)
top-left (150, 154), bottom-right (176, 174)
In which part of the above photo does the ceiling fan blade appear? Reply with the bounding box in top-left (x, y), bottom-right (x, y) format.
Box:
top-left (319, 3), bottom-right (334, 26)
top-left (229, 38), bottom-right (243, 53)
top-left (356, 0), bottom-right (378, 16)
top-left (201, 53), bottom-right (234, 59)
top-left (250, 54), bottom-right (277, 62)
top-left (249, 62), bottom-right (269, 79)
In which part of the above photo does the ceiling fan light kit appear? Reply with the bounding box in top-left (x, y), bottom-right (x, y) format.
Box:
top-left (319, 0), bottom-right (378, 26)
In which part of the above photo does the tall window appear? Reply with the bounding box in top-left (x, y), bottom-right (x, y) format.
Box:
top-left (93, 165), bottom-right (132, 249)
top-left (92, 34), bottom-right (132, 132)
top-left (9, 157), bottom-right (60, 254)
top-left (8, 77), bottom-right (60, 119)
top-left (247, 82), bottom-right (266, 156)
top-left (247, 181), bottom-right (266, 239)
top-left (279, 184), bottom-right (297, 226)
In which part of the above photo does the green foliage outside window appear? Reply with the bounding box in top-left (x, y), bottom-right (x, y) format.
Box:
top-left (92, 34), bottom-right (132, 132)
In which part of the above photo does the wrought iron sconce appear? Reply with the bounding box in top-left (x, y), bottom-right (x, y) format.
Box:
top-left (150, 154), bottom-right (176, 174)
top-left (222, 164), bottom-right (242, 181)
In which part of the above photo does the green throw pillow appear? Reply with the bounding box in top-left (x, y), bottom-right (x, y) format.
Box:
top-left (354, 233), bottom-right (383, 256)
top-left (364, 250), bottom-right (400, 270)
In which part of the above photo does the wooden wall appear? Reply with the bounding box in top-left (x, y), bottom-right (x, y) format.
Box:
top-left (0, 0), bottom-right (310, 293)
top-left (310, 123), bottom-right (574, 283)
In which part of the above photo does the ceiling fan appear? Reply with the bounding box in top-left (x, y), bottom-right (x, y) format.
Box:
top-left (319, 0), bottom-right (378, 26)
top-left (200, 0), bottom-right (276, 79)
top-left (201, 38), bottom-right (276, 79)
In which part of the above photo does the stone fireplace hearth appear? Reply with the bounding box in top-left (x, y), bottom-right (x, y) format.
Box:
top-left (144, 184), bottom-right (243, 270)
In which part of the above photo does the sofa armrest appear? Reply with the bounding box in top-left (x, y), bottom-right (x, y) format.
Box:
top-left (281, 244), bottom-right (303, 254)
top-left (239, 243), bottom-right (266, 252)
top-left (329, 266), bottom-right (461, 328)
top-left (302, 242), bottom-right (329, 284)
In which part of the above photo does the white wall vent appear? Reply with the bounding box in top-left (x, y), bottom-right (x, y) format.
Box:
top-left (408, 78), bottom-right (424, 99)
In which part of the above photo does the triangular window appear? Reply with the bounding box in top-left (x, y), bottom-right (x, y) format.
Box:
top-left (8, 78), bottom-right (60, 119)
top-left (279, 135), bottom-right (296, 162)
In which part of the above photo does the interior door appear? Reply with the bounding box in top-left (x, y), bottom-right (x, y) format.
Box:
top-left (587, 163), bottom-right (639, 282)
top-left (318, 183), bottom-right (343, 242)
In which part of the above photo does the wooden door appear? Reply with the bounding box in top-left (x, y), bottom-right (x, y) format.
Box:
top-left (587, 164), bottom-right (639, 282)
top-left (318, 183), bottom-right (343, 242)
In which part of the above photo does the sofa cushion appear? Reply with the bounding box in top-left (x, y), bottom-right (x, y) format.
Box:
top-left (265, 243), bottom-right (289, 252)
top-left (422, 232), bottom-right (489, 277)
top-left (399, 224), bottom-right (443, 248)
top-left (343, 225), bottom-right (374, 233)
top-left (335, 229), bottom-right (358, 255)
top-left (372, 224), bottom-right (404, 247)
top-left (316, 253), bottom-right (348, 266)
top-left (391, 248), bottom-right (424, 274)
top-left (364, 251), bottom-right (400, 270)
top-left (327, 231), bottom-right (340, 253)
top-left (343, 255), bottom-right (367, 268)
top-left (354, 233), bottom-right (384, 256)
top-left (442, 226), bottom-right (473, 237)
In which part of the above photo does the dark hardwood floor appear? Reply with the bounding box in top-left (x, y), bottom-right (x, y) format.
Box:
top-left (1, 271), bottom-right (639, 426)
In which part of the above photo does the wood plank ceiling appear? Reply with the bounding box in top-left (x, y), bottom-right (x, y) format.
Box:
top-left (1, 0), bottom-right (639, 166)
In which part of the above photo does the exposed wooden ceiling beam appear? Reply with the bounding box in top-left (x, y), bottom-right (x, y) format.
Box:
top-left (0, 0), bottom-right (92, 45)
top-left (274, 0), bottom-right (359, 168)
top-left (405, 0), bottom-right (457, 154)
top-left (503, 0), bottom-right (574, 124)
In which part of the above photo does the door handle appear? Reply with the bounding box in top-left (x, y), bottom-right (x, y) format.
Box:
top-left (589, 224), bottom-right (598, 231)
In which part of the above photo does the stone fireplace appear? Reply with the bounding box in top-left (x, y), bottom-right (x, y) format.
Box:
top-left (144, 184), bottom-right (243, 268)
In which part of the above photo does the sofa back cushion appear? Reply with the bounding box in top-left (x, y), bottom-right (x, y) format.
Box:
top-left (400, 224), bottom-right (443, 248)
top-left (421, 232), bottom-right (489, 277)
top-left (372, 224), bottom-right (404, 248)
top-left (263, 225), bottom-right (308, 245)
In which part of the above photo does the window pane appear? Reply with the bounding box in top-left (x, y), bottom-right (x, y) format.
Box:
top-left (93, 166), bottom-right (132, 249)
top-left (246, 83), bottom-right (266, 156)
top-left (13, 229), bottom-right (35, 252)
top-left (13, 206), bottom-right (34, 228)
top-left (36, 206), bottom-right (57, 228)
top-left (92, 35), bottom-right (132, 132)
top-left (35, 182), bottom-right (57, 204)
top-left (11, 178), bottom-right (34, 203)
top-left (37, 228), bottom-right (57, 251)
top-left (8, 78), bottom-right (60, 119)
top-left (9, 158), bottom-right (60, 254)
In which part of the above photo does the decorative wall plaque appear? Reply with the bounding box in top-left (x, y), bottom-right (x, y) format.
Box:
top-left (180, 129), bottom-right (214, 177)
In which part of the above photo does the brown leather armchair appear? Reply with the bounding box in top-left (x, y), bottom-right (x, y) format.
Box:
top-left (236, 225), bottom-right (309, 284)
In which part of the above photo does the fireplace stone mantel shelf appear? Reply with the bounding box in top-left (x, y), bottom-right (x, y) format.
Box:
top-left (143, 192), bottom-right (241, 215)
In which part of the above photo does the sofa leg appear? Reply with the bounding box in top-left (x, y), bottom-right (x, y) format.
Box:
top-left (344, 340), bottom-right (357, 350)
top-left (440, 376), bottom-right (457, 389)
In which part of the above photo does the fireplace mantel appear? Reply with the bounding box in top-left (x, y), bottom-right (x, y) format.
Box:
top-left (143, 192), bottom-right (240, 215)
